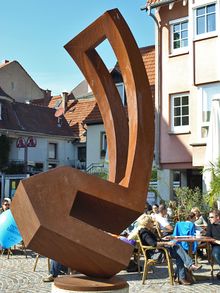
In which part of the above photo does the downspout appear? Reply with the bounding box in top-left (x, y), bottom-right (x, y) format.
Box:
top-left (141, 6), bottom-right (161, 168)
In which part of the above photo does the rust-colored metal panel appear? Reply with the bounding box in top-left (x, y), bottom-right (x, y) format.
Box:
top-left (11, 8), bottom-right (154, 278)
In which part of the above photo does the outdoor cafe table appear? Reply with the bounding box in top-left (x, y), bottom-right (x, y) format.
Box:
top-left (170, 236), bottom-right (215, 280)
top-left (170, 236), bottom-right (215, 258)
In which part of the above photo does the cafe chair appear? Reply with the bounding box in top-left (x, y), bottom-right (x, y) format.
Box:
top-left (209, 246), bottom-right (217, 280)
top-left (154, 221), bottom-right (163, 239)
top-left (1, 248), bottom-right (13, 259)
top-left (33, 254), bottom-right (50, 273)
top-left (137, 233), bottom-right (174, 285)
top-left (16, 241), bottom-right (28, 258)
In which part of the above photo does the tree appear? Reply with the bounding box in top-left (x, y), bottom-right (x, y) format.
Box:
top-left (205, 158), bottom-right (220, 208)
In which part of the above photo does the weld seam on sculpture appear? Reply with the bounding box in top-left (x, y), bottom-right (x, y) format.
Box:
top-left (11, 8), bottom-right (154, 278)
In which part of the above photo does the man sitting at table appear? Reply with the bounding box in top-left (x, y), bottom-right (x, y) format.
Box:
top-left (154, 204), bottom-right (173, 236)
top-left (206, 209), bottom-right (220, 280)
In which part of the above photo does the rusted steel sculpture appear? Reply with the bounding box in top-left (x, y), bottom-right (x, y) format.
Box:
top-left (11, 9), bottom-right (154, 278)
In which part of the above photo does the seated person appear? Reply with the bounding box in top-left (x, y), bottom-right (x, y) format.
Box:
top-left (173, 212), bottom-right (198, 253)
top-left (191, 207), bottom-right (207, 227)
top-left (43, 260), bottom-right (68, 282)
top-left (127, 214), bottom-right (149, 241)
top-left (0, 198), bottom-right (11, 214)
top-left (154, 204), bottom-right (173, 236)
top-left (206, 209), bottom-right (220, 280)
top-left (150, 204), bottom-right (159, 220)
top-left (139, 215), bottom-right (202, 285)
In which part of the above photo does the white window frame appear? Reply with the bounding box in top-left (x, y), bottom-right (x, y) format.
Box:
top-left (0, 103), bottom-right (2, 120)
top-left (171, 93), bottom-right (190, 133)
top-left (170, 17), bottom-right (189, 55)
top-left (48, 142), bottom-right (58, 160)
top-left (198, 83), bottom-right (220, 140)
top-left (193, 2), bottom-right (217, 40)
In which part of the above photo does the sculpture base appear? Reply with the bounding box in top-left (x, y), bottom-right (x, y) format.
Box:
top-left (52, 275), bottom-right (129, 293)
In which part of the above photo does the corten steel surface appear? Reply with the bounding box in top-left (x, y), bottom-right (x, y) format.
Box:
top-left (11, 9), bottom-right (154, 278)
top-left (54, 275), bottom-right (128, 291)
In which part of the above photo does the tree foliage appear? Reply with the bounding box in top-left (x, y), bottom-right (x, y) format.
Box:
top-left (204, 158), bottom-right (220, 208)
top-left (174, 186), bottom-right (208, 219)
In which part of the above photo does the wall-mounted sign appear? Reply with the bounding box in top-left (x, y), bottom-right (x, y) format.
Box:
top-left (27, 137), bottom-right (37, 147)
top-left (16, 137), bottom-right (26, 148)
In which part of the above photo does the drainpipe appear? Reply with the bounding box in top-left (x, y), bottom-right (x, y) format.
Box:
top-left (141, 6), bottom-right (161, 168)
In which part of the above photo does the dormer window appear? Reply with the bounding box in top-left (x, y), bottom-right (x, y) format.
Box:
top-left (54, 99), bottom-right (62, 109)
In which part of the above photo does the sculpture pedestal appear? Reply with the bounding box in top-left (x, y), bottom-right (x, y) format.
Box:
top-left (52, 275), bottom-right (129, 293)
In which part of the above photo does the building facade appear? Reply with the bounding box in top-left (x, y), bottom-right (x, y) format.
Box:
top-left (0, 97), bottom-right (74, 188)
top-left (146, 0), bottom-right (220, 199)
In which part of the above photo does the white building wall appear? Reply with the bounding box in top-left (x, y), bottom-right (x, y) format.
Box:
top-left (86, 124), bottom-right (105, 167)
top-left (9, 136), bottom-right (75, 171)
top-left (0, 61), bottom-right (44, 102)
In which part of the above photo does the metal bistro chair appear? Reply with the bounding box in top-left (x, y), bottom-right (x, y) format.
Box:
top-left (137, 233), bottom-right (175, 285)
top-left (1, 248), bottom-right (13, 259)
top-left (33, 254), bottom-right (50, 273)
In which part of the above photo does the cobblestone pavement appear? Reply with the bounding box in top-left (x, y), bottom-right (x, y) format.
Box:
top-left (0, 250), bottom-right (220, 292)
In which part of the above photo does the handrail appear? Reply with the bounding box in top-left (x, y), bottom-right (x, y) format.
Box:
top-left (86, 162), bottom-right (105, 173)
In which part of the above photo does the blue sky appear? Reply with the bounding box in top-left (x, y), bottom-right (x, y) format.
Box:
top-left (0, 1), bottom-right (155, 95)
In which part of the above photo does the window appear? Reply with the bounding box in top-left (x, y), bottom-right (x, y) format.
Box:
top-left (54, 99), bottom-right (62, 109)
top-left (48, 143), bottom-right (57, 159)
top-left (171, 94), bottom-right (189, 133)
top-left (77, 146), bottom-right (86, 163)
top-left (116, 83), bottom-right (127, 105)
top-left (170, 18), bottom-right (188, 53)
top-left (100, 132), bottom-right (107, 158)
top-left (0, 103), bottom-right (2, 120)
top-left (195, 3), bottom-right (216, 36)
top-left (199, 84), bottom-right (220, 138)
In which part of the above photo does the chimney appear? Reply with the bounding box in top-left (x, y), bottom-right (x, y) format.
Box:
top-left (43, 89), bottom-right (52, 106)
top-left (45, 89), bottom-right (52, 98)
top-left (2, 60), bottom-right (9, 64)
top-left (61, 91), bottom-right (68, 111)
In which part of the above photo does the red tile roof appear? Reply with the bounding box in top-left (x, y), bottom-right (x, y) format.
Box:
top-left (147, 0), bottom-right (161, 4)
top-left (48, 97), bottom-right (98, 141)
top-left (65, 98), bottom-right (97, 141)
top-left (140, 45), bottom-right (155, 86)
top-left (146, 0), bottom-right (177, 7)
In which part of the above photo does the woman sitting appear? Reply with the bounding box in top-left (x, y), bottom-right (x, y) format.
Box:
top-left (191, 207), bottom-right (207, 227)
top-left (139, 215), bottom-right (201, 285)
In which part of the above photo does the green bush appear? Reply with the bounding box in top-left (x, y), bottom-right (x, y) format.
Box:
top-left (174, 186), bottom-right (208, 220)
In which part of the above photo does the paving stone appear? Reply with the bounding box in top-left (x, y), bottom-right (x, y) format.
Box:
top-left (0, 250), bottom-right (220, 292)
